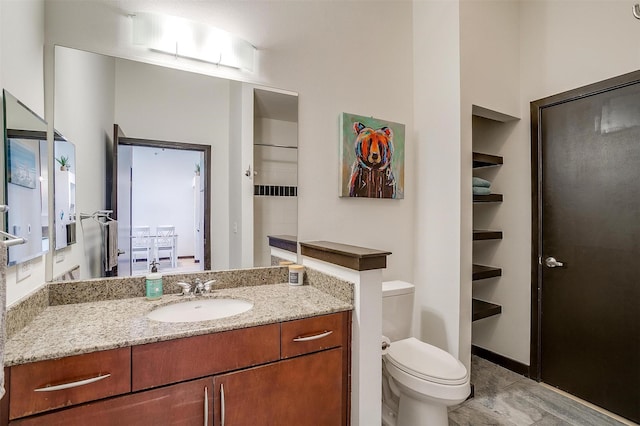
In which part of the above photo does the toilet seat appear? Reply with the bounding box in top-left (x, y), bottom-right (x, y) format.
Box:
top-left (386, 337), bottom-right (468, 385)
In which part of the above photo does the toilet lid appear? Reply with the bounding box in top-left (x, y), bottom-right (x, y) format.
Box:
top-left (386, 338), bottom-right (468, 385)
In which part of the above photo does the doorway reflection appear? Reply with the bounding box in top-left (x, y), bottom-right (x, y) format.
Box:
top-left (118, 144), bottom-right (205, 276)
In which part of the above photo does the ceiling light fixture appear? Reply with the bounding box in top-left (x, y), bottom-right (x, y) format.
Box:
top-left (131, 12), bottom-right (256, 71)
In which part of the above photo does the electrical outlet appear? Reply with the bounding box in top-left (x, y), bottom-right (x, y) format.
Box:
top-left (17, 260), bottom-right (32, 282)
top-left (233, 222), bottom-right (238, 233)
top-left (56, 251), bottom-right (65, 263)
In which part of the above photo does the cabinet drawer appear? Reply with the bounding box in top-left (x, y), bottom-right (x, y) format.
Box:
top-left (281, 311), bottom-right (348, 358)
top-left (10, 377), bottom-right (213, 426)
top-left (132, 323), bottom-right (280, 391)
top-left (9, 347), bottom-right (131, 420)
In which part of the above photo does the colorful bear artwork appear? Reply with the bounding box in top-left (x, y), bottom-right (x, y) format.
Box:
top-left (339, 113), bottom-right (405, 199)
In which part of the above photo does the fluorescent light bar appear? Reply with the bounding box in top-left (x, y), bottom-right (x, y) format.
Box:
top-left (132, 12), bottom-right (255, 71)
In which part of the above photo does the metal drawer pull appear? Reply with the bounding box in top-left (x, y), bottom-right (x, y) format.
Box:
top-left (204, 386), bottom-right (208, 426)
top-left (220, 383), bottom-right (226, 426)
top-left (293, 330), bottom-right (333, 342)
top-left (34, 373), bottom-right (111, 392)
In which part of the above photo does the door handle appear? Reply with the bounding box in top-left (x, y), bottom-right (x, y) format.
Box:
top-left (544, 256), bottom-right (564, 268)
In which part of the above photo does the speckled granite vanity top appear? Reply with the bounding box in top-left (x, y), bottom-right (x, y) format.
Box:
top-left (5, 280), bottom-right (353, 367)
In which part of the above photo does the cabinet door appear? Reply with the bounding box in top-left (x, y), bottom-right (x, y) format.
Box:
top-left (10, 378), bottom-right (213, 426)
top-left (214, 348), bottom-right (345, 426)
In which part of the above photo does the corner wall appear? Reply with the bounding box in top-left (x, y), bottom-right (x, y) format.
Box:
top-left (413, 0), bottom-right (466, 364)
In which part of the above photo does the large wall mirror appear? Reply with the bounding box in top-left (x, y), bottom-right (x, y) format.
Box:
top-left (53, 46), bottom-right (298, 280)
top-left (2, 90), bottom-right (49, 266)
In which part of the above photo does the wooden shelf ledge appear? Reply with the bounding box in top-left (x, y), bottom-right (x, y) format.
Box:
top-left (472, 264), bottom-right (502, 281)
top-left (267, 235), bottom-right (298, 253)
top-left (473, 194), bottom-right (503, 203)
top-left (473, 152), bottom-right (503, 168)
top-left (473, 230), bottom-right (503, 241)
top-left (300, 241), bottom-right (391, 271)
top-left (472, 299), bottom-right (502, 321)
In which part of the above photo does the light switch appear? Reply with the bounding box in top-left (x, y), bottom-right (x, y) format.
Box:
top-left (17, 260), bottom-right (32, 281)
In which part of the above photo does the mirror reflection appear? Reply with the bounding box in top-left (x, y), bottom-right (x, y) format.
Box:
top-left (54, 135), bottom-right (77, 250)
top-left (2, 90), bottom-right (49, 266)
top-left (53, 46), bottom-right (298, 280)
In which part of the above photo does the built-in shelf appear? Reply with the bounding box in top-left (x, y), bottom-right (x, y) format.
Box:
top-left (472, 264), bottom-right (502, 281)
top-left (473, 194), bottom-right (503, 203)
top-left (473, 152), bottom-right (503, 168)
top-left (473, 230), bottom-right (503, 241)
top-left (471, 106), bottom-right (516, 329)
top-left (472, 299), bottom-right (502, 321)
top-left (472, 105), bottom-right (520, 123)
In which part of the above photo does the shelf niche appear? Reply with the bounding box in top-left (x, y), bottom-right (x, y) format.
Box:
top-left (471, 104), bottom-right (518, 327)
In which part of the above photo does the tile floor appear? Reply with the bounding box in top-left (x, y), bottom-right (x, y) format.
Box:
top-left (448, 356), bottom-right (634, 426)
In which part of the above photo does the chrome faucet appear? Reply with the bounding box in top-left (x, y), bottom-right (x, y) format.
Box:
top-left (176, 279), bottom-right (217, 296)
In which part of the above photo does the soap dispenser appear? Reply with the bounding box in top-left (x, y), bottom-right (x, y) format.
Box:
top-left (146, 261), bottom-right (163, 300)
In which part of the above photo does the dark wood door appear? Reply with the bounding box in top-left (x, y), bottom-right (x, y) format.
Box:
top-left (214, 348), bottom-right (345, 426)
top-left (534, 73), bottom-right (640, 423)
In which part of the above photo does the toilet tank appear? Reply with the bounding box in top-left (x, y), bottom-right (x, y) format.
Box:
top-left (382, 280), bottom-right (415, 342)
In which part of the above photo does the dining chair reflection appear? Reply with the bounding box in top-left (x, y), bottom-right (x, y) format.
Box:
top-left (155, 225), bottom-right (177, 268)
top-left (131, 225), bottom-right (152, 271)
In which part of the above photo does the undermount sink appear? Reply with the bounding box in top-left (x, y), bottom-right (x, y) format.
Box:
top-left (147, 298), bottom-right (253, 323)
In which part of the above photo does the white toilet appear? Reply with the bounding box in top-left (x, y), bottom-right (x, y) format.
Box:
top-left (382, 280), bottom-right (470, 426)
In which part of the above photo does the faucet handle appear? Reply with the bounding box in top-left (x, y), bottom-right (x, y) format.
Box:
top-left (203, 279), bottom-right (217, 292)
top-left (176, 282), bottom-right (192, 296)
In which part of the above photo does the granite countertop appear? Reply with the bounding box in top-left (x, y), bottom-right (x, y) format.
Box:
top-left (4, 283), bottom-right (352, 366)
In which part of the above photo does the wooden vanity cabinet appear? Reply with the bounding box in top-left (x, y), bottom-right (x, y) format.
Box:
top-left (4, 311), bottom-right (351, 426)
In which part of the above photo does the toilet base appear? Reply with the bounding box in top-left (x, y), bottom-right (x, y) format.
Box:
top-left (397, 393), bottom-right (448, 426)
top-left (381, 400), bottom-right (397, 426)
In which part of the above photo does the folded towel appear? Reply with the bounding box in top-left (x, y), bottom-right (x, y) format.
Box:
top-left (107, 220), bottom-right (118, 271)
top-left (0, 244), bottom-right (7, 400)
top-left (473, 186), bottom-right (491, 195)
top-left (473, 176), bottom-right (491, 188)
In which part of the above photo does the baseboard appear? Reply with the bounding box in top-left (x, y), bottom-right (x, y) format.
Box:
top-left (472, 345), bottom-right (531, 378)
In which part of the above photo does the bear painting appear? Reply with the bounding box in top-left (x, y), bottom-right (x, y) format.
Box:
top-left (339, 113), bottom-right (405, 199)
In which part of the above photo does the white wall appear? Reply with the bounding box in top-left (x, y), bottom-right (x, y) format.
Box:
top-left (259, 3), bottom-right (415, 283)
top-left (53, 46), bottom-right (116, 282)
top-left (413, 1), bottom-right (466, 364)
top-left (1, 0), bottom-right (47, 305)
